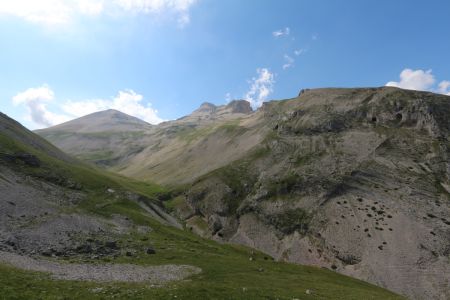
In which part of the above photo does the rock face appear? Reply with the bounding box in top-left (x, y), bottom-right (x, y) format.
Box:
top-left (168, 87), bottom-right (450, 300)
top-left (226, 100), bottom-right (253, 114)
top-left (194, 102), bottom-right (217, 114)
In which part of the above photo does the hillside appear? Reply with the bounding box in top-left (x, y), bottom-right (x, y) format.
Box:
top-left (170, 87), bottom-right (450, 299)
top-left (35, 109), bottom-right (153, 167)
top-left (0, 111), bottom-right (403, 299)
top-left (36, 87), bottom-right (450, 299)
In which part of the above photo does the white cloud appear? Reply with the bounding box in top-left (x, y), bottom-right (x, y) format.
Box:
top-left (12, 86), bottom-right (164, 129)
top-left (78, 0), bottom-right (104, 16)
top-left (386, 69), bottom-right (435, 91)
top-left (438, 80), bottom-right (450, 96)
top-left (386, 68), bottom-right (450, 96)
top-left (272, 27), bottom-right (290, 38)
top-left (115, 0), bottom-right (197, 26)
top-left (282, 54), bottom-right (294, 70)
top-left (0, 0), bottom-right (75, 25)
top-left (12, 85), bottom-right (71, 127)
top-left (244, 68), bottom-right (275, 109)
top-left (0, 0), bottom-right (197, 26)
top-left (62, 90), bottom-right (164, 124)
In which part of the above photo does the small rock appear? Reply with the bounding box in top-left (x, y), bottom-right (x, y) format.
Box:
top-left (91, 288), bottom-right (103, 293)
top-left (305, 289), bottom-right (312, 295)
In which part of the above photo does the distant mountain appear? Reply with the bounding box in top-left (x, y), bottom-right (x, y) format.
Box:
top-left (36, 109), bottom-right (152, 133)
top-left (37, 100), bottom-right (256, 176)
top-left (35, 109), bottom-right (153, 167)
top-left (35, 88), bottom-right (450, 299)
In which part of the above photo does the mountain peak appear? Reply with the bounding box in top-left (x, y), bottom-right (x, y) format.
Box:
top-left (225, 100), bottom-right (252, 114)
top-left (194, 102), bottom-right (217, 114)
top-left (37, 109), bottom-right (151, 133)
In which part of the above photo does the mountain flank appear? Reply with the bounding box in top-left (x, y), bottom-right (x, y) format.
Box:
top-left (0, 109), bottom-right (403, 299)
top-left (35, 87), bottom-right (450, 299)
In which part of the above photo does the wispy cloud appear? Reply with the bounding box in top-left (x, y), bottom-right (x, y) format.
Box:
top-left (0, 0), bottom-right (198, 26)
top-left (294, 48), bottom-right (306, 56)
top-left (224, 92), bottom-right (232, 103)
top-left (12, 85), bottom-right (164, 129)
top-left (281, 49), bottom-right (306, 70)
top-left (386, 68), bottom-right (450, 95)
top-left (282, 54), bottom-right (294, 70)
top-left (272, 27), bottom-right (290, 38)
top-left (244, 68), bottom-right (275, 109)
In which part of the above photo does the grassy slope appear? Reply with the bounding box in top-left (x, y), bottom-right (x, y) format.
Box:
top-left (0, 119), bottom-right (404, 299)
top-left (0, 218), bottom-right (403, 300)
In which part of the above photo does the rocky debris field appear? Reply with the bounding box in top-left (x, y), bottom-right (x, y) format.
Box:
top-left (0, 251), bottom-right (201, 283)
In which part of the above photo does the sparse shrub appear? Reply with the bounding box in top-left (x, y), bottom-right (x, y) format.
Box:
top-left (266, 208), bottom-right (310, 235)
top-left (265, 172), bottom-right (303, 198)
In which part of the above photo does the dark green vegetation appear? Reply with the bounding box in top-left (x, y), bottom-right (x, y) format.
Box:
top-left (267, 208), bottom-right (310, 235)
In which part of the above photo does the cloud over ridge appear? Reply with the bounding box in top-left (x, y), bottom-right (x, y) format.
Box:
top-left (244, 68), bottom-right (275, 109)
top-left (386, 68), bottom-right (450, 95)
top-left (12, 85), bottom-right (164, 129)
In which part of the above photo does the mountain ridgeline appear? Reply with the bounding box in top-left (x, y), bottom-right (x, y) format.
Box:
top-left (35, 87), bottom-right (450, 299)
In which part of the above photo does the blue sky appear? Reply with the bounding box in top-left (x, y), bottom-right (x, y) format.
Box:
top-left (1, 0), bottom-right (450, 129)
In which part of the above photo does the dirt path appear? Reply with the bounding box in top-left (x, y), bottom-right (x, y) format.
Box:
top-left (0, 251), bottom-right (201, 284)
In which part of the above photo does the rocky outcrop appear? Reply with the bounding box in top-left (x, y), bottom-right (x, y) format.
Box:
top-left (194, 102), bottom-right (217, 114)
top-left (0, 153), bottom-right (41, 167)
top-left (226, 100), bottom-right (253, 114)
